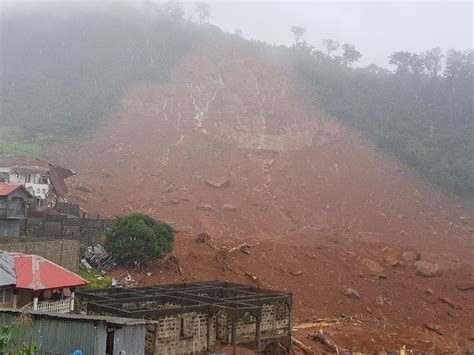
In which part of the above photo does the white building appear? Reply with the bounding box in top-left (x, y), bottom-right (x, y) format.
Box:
top-left (0, 156), bottom-right (75, 206)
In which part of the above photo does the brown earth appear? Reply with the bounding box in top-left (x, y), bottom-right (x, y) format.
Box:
top-left (47, 38), bottom-right (474, 352)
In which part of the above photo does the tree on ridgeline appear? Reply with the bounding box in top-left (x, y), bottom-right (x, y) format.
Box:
top-left (194, 2), bottom-right (211, 24)
top-left (422, 47), bottom-right (443, 77)
top-left (321, 39), bottom-right (339, 57)
top-left (341, 43), bottom-right (362, 66)
top-left (290, 26), bottom-right (306, 45)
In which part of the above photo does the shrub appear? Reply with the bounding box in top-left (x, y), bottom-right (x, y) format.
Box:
top-left (104, 214), bottom-right (174, 264)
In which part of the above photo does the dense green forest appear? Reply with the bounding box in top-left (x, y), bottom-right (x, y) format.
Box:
top-left (286, 37), bottom-right (473, 198)
top-left (0, 2), bottom-right (197, 154)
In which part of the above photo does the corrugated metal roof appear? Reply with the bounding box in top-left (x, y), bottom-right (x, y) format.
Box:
top-left (14, 253), bottom-right (88, 290)
top-left (0, 182), bottom-right (33, 197)
top-left (0, 156), bottom-right (51, 169)
top-left (0, 253), bottom-right (16, 286)
top-left (0, 308), bottom-right (157, 326)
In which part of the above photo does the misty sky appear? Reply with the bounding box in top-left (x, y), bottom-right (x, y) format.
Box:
top-left (1, 1), bottom-right (472, 67)
top-left (196, 1), bottom-right (473, 66)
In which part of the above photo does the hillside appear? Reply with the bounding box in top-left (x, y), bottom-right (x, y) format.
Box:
top-left (46, 38), bottom-right (474, 351)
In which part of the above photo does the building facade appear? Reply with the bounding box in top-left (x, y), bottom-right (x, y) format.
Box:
top-left (0, 156), bottom-right (75, 206)
top-left (0, 183), bottom-right (32, 237)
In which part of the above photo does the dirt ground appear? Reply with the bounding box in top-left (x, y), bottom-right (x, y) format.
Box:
top-left (47, 38), bottom-right (474, 353)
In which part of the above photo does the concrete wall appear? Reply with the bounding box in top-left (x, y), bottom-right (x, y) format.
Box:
top-left (19, 217), bottom-right (114, 245)
top-left (0, 219), bottom-right (21, 238)
top-left (0, 238), bottom-right (80, 271)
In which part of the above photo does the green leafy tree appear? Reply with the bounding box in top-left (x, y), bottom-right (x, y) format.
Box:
top-left (104, 214), bottom-right (174, 264)
top-left (444, 49), bottom-right (473, 78)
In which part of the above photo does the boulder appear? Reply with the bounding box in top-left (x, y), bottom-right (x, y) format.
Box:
top-left (343, 287), bottom-right (361, 299)
top-left (361, 258), bottom-right (384, 274)
top-left (415, 260), bottom-right (441, 277)
top-left (402, 250), bottom-right (421, 264)
top-left (197, 204), bottom-right (213, 212)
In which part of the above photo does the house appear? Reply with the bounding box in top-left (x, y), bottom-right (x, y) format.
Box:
top-left (0, 156), bottom-right (75, 206)
top-left (77, 281), bottom-right (293, 355)
top-left (0, 182), bottom-right (32, 237)
top-left (0, 309), bottom-right (154, 355)
top-left (0, 252), bottom-right (88, 313)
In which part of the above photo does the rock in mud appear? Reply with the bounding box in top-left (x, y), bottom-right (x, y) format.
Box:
top-left (402, 250), bottom-right (421, 263)
top-left (221, 204), bottom-right (238, 211)
top-left (343, 287), bottom-right (361, 299)
top-left (375, 295), bottom-right (384, 308)
top-left (415, 260), bottom-right (441, 277)
top-left (197, 204), bottom-right (214, 212)
top-left (361, 258), bottom-right (384, 274)
top-left (456, 282), bottom-right (474, 291)
top-left (205, 178), bottom-right (230, 188)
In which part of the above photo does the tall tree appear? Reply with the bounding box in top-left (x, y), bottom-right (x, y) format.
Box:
top-left (341, 43), bottom-right (362, 66)
top-left (321, 39), bottom-right (339, 57)
top-left (194, 2), bottom-right (211, 24)
top-left (408, 53), bottom-right (425, 74)
top-left (290, 26), bottom-right (306, 45)
top-left (389, 51), bottom-right (412, 74)
top-left (444, 49), bottom-right (473, 78)
top-left (422, 47), bottom-right (443, 77)
top-left (155, 1), bottom-right (184, 21)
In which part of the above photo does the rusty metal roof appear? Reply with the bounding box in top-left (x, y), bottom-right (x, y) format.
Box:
top-left (0, 308), bottom-right (157, 326)
top-left (0, 253), bottom-right (16, 287)
top-left (0, 156), bottom-right (51, 169)
top-left (0, 182), bottom-right (33, 197)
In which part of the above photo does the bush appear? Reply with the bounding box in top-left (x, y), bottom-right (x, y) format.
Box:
top-left (104, 214), bottom-right (174, 264)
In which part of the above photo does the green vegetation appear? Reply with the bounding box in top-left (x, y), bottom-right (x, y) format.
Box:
top-left (104, 213), bottom-right (174, 264)
top-left (0, 315), bottom-right (36, 354)
top-left (1, 2), bottom-right (196, 152)
top-left (286, 34), bottom-right (473, 198)
top-left (78, 264), bottom-right (113, 289)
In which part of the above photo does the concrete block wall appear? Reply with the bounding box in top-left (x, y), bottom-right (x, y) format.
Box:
top-left (19, 217), bottom-right (114, 245)
top-left (0, 239), bottom-right (80, 271)
top-left (260, 301), bottom-right (290, 336)
top-left (152, 311), bottom-right (211, 355)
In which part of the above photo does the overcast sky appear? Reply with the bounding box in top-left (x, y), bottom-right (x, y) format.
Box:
top-left (1, 0), bottom-right (472, 67)
top-left (193, 1), bottom-right (473, 66)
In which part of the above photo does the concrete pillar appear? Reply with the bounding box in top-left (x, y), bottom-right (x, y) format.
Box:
top-left (33, 297), bottom-right (38, 311)
top-left (256, 317), bottom-right (261, 354)
top-left (70, 291), bottom-right (75, 312)
top-left (206, 315), bottom-right (211, 351)
top-left (232, 320), bottom-right (237, 355)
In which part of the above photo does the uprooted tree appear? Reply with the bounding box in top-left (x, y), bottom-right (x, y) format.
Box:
top-left (104, 213), bottom-right (174, 264)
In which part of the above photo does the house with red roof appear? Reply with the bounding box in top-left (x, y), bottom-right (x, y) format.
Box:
top-left (0, 252), bottom-right (87, 313)
top-left (0, 182), bottom-right (33, 237)
top-left (0, 156), bottom-right (75, 206)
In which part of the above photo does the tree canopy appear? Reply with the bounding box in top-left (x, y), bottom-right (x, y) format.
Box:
top-left (104, 214), bottom-right (175, 264)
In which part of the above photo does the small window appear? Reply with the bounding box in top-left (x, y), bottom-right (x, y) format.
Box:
top-left (180, 317), bottom-right (193, 338)
top-left (36, 188), bottom-right (40, 194)
top-left (42, 189), bottom-right (46, 194)
top-left (1, 288), bottom-right (13, 304)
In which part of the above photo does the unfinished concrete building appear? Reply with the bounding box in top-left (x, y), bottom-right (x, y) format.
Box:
top-left (76, 281), bottom-right (293, 355)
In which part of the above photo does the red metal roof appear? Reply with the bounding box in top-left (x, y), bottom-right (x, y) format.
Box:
top-left (0, 182), bottom-right (32, 197)
top-left (13, 254), bottom-right (87, 290)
